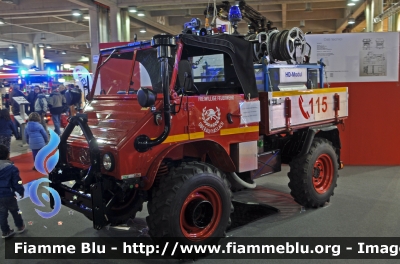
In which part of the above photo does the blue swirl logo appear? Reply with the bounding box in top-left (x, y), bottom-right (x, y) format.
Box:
top-left (34, 129), bottom-right (60, 175)
top-left (29, 178), bottom-right (61, 219)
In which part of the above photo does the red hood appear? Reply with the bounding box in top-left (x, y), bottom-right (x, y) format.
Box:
top-left (68, 95), bottom-right (159, 148)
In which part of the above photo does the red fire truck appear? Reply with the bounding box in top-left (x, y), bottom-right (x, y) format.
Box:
top-left (49, 27), bottom-right (348, 245)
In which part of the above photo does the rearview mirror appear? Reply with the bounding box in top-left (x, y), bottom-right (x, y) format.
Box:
top-left (137, 87), bottom-right (157, 107)
top-left (178, 60), bottom-right (194, 92)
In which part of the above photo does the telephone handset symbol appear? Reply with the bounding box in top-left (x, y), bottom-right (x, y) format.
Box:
top-left (299, 95), bottom-right (310, 119)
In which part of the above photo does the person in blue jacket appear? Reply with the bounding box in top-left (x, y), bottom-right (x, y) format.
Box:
top-left (24, 112), bottom-right (48, 170)
top-left (0, 144), bottom-right (25, 238)
top-left (0, 109), bottom-right (19, 151)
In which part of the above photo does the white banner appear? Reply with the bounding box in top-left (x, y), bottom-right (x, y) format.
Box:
top-left (73, 66), bottom-right (93, 90)
top-left (306, 32), bottom-right (399, 82)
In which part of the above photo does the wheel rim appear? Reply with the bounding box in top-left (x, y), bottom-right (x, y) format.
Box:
top-left (180, 186), bottom-right (222, 241)
top-left (313, 154), bottom-right (333, 194)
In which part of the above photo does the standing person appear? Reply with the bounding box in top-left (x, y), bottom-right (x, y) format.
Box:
top-left (58, 85), bottom-right (69, 113)
top-left (10, 84), bottom-right (27, 137)
top-left (27, 86), bottom-right (40, 114)
top-left (0, 144), bottom-right (25, 238)
top-left (58, 85), bottom-right (69, 129)
top-left (65, 84), bottom-right (81, 116)
top-left (0, 109), bottom-right (19, 151)
top-left (34, 88), bottom-right (48, 131)
top-left (47, 86), bottom-right (65, 135)
top-left (24, 112), bottom-right (48, 170)
top-left (65, 84), bottom-right (74, 116)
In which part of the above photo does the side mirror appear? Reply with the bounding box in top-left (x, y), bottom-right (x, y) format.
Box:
top-left (137, 87), bottom-right (157, 107)
top-left (178, 60), bottom-right (194, 92)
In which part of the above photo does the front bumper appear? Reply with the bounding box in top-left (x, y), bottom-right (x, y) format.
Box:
top-left (49, 114), bottom-right (119, 229)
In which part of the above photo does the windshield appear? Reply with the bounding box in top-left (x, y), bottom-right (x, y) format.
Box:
top-left (93, 47), bottom-right (173, 96)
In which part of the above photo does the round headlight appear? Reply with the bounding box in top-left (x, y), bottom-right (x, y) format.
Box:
top-left (102, 153), bottom-right (114, 171)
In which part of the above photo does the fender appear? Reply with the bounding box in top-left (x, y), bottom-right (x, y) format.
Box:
top-left (281, 124), bottom-right (341, 164)
top-left (141, 139), bottom-right (236, 190)
top-left (314, 125), bottom-right (342, 167)
top-left (297, 125), bottom-right (340, 157)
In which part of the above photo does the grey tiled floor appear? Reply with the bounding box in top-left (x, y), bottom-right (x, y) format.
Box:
top-left (1, 164), bottom-right (399, 264)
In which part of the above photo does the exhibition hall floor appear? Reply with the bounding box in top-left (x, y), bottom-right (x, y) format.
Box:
top-left (1, 137), bottom-right (399, 264)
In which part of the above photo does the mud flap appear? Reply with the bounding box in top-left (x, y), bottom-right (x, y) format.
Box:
top-left (91, 182), bottom-right (108, 230)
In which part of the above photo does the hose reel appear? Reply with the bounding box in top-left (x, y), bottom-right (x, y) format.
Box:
top-left (253, 32), bottom-right (269, 61)
top-left (253, 27), bottom-right (307, 63)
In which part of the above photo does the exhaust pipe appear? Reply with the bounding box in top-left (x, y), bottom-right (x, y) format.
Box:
top-left (134, 34), bottom-right (176, 153)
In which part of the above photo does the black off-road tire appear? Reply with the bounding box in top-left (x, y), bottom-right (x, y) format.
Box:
top-left (288, 138), bottom-right (338, 208)
top-left (146, 161), bottom-right (233, 245)
top-left (108, 190), bottom-right (145, 226)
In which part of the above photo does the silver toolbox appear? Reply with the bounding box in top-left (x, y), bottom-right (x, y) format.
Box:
top-left (230, 141), bottom-right (258, 173)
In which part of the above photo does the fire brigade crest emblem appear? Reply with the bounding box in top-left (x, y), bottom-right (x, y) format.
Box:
top-left (199, 107), bottom-right (224, 133)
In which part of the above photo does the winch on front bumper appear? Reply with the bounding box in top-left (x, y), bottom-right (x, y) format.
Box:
top-left (49, 114), bottom-right (144, 230)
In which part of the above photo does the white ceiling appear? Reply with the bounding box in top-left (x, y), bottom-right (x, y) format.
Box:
top-left (0, 0), bottom-right (388, 64)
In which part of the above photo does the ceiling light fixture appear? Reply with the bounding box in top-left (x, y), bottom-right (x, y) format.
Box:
top-left (128, 6), bottom-right (137, 13)
top-left (0, 18), bottom-right (5, 25)
top-left (347, 2), bottom-right (356, 6)
top-left (8, 44), bottom-right (15, 49)
top-left (137, 11), bottom-right (145, 17)
top-left (22, 57), bottom-right (34, 66)
top-left (4, 59), bottom-right (14, 65)
top-left (45, 44), bottom-right (52, 49)
top-left (140, 28), bottom-right (146, 33)
top-left (61, 50), bottom-right (67, 54)
top-left (38, 43), bottom-right (45, 48)
top-left (373, 17), bottom-right (382, 23)
top-left (80, 55), bottom-right (89, 62)
top-left (299, 20), bottom-right (305, 28)
top-left (305, 3), bottom-right (312, 12)
top-left (83, 14), bottom-right (90, 20)
top-left (72, 9), bottom-right (82, 16)
top-left (348, 17), bottom-right (355, 24)
top-left (184, 9), bottom-right (191, 18)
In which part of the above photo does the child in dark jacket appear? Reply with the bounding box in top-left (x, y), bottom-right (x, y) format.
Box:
top-left (0, 109), bottom-right (19, 151)
top-left (24, 112), bottom-right (48, 169)
top-left (0, 144), bottom-right (25, 238)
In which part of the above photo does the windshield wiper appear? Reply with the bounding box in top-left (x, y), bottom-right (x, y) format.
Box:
top-left (96, 49), bottom-right (118, 71)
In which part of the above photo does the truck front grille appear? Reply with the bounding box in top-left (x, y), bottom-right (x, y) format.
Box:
top-left (67, 145), bottom-right (91, 167)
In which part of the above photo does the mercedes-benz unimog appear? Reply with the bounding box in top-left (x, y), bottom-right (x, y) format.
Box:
top-left (49, 18), bottom-right (348, 246)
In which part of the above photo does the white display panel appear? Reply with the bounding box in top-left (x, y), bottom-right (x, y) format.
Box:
top-left (306, 32), bottom-right (399, 82)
